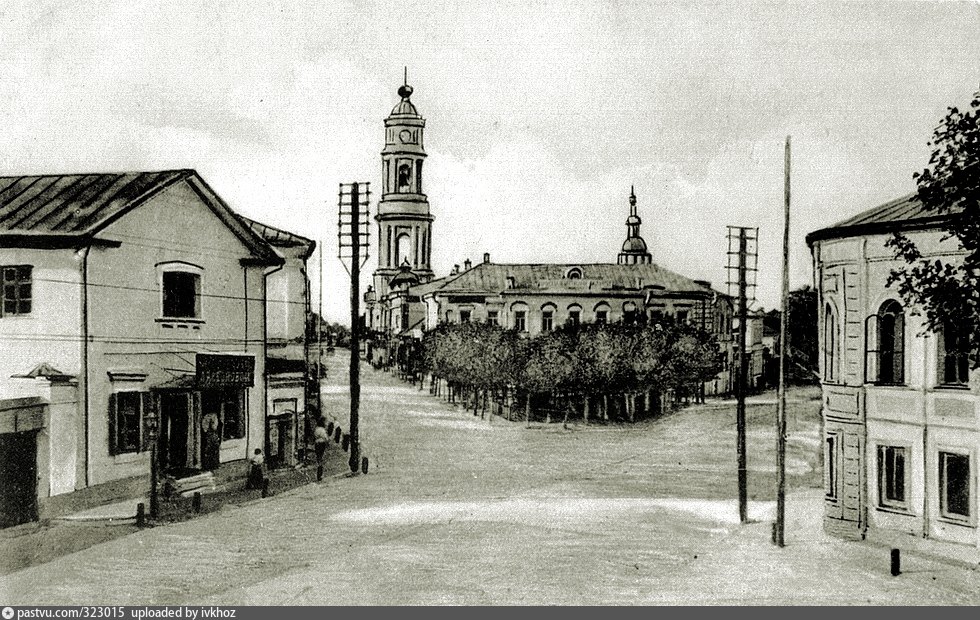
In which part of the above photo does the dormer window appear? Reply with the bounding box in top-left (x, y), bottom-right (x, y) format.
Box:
top-left (565, 266), bottom-right (583, 279)
top-left (506, 276), bottom-right (516, 289)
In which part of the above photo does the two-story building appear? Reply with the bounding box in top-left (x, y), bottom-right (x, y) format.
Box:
top-left (0, 169), bottom-right (313, 527)
top-left (808, 193), bottom-right (980, 555)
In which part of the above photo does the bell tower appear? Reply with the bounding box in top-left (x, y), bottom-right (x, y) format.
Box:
top-left (373, 72), bottom-right (434, 300)
top-left (617, 186), bottom-right (653, 265)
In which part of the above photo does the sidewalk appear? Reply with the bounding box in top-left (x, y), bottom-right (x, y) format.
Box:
top-left (0, 444), bottom-right (351, 576)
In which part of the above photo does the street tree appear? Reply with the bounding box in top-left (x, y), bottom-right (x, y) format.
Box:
top-left (887, 89), bottom-right (980, 361)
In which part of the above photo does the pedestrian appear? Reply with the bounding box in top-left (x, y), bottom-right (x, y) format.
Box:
top-left (314, 417), bottom-right (329, 481)
top-left (246, 448), bottom-right (265, 490)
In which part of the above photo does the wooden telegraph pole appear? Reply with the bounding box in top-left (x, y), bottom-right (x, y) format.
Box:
top-left (775, 136), bottom-right (791, 546)
top-left (727, 225), bottom-right (758, 525)
top-left (338, 182), bottom-right (370, 474)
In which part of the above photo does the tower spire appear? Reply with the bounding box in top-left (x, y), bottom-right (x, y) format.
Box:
top-left (617, 186), bottom-right (652, 265)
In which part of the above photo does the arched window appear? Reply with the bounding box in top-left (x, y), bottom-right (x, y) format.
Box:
top-left (397, 163), bottom-right (412, 192)
top-left (567, 304), bottom-right (582, 326)
top-left (594, 301), bottom-right (610, 325)
top-left (824, 303), bottom-right (839, 382)
top-left (939, 320), bottom-right (970, 385)
top-left (866, 300), bottom-right (905, 384)
top-left (565, 266), bottom-right (583, 279)
top-left (623, 301), bottom-right (637, 325)
top-left (540, 303), bottom-right (557, 332)
top-left (396, 233), bottom-right (412, 267)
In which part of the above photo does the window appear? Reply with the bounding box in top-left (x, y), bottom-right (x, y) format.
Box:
top-left (823, 304), bottom-right (838, 382)
top-left (1, 265), bottom-right (32, 316)
top-left (396, 234), bottom-right (412, 267)
top-left (541, 309), bottom-right (553, 332)
top-left (401, 304), bottom-right (410, 330)
top-left (514, 310), bottom-right (527, 332)
top-left (109, 392), bottom-right (142, 455)
top-left (866, 301), bottom-right (905, 384)
top-left (397, 162), bottom-right (412, 192)
top-left (487, 310), bottom-right (498, 326)
top-left (877, 445), bottom-right (907, 509)
top-left (677, 309), bottom-right (689, 324)
top-left (596, 310), bottom-right (608, 325)
top-left (460, 310), bottom-right (471, 323)
top-left (568, 308), bottom-right (581, 326)
top-left (940, 451), bottom-right (971, 521)
top-left (162, 271), bottom-right (200, 319)
top-left (565, 267), bottom-right (583, 279)
top-left (938, 321), bottom-right (969, 385)
top-left (203, 389), bottom-right (245, 441)
top-left (445, 310), bottom-right (453, 324)
top-left (826, 434), bottom-right (838, 500)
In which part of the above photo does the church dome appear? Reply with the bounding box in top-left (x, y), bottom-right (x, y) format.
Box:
top-left (622, 237), bottom-right (648, 253)
top-left (389, 262), bottom-right (420, 289)
top-left (390, 83), bottom-right (419, 116)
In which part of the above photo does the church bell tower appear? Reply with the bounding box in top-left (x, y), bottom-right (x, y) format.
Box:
top-left (373, 73), bottom-right (434, 300)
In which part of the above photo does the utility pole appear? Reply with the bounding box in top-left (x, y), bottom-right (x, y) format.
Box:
top-left (339, 182), bottom-right (370, 474)
top-left (727, 225), bottom-right (758, 525)
top-left (775, 136), bottom-right (791, 547)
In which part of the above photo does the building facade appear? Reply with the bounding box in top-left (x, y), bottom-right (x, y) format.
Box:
top-left (0, 170), bottom-right (312, 526)
top-left (808, 194), bottom-right (980, 553)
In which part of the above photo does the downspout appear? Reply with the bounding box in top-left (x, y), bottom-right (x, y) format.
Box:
top-left (263, 262), bottom-right (284, 459)
top-left (922, 332), bottom-right (930, 539)
top-left (79, 245), bottom-right (91, 487)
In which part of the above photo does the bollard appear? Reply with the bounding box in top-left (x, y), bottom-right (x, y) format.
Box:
top-left (891, 548), bottom-right (901, 576)
top-left (334, 427), bottom-right (342, 443)
top-left (192, 491), bottom-right (202, 513)
top-left (342, 433), bottom-right (350, 452)
top-left (261, 479), bottom-right (270, 498)
top-left (136, 502), bottom-right (146, 527)
top-left (327, 421), bottom-right (334, 435)
top-left (361, 456), bottom-right (369, 474)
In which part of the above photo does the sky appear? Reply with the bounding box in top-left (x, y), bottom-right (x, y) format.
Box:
top-left (0, 0), bottom-right (978, 323)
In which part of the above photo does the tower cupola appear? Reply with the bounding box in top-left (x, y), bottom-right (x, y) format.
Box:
top-left (617, 186), bottom-right (653, 265)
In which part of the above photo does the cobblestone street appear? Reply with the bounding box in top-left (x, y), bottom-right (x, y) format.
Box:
top-left (3, 350), bottom-right (980, 605)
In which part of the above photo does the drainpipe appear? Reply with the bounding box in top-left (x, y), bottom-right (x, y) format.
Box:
top-left (263, 262), bottom-right (284, 458)
top-left (78, 245), bottom-right (91, 487)
top-left (922, 331), bottom-right (930, 539)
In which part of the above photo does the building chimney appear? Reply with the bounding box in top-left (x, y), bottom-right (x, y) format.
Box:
top-left (452, 264), bottom-right (460, 274)
top-left (483, 252), bottom-right (490, 264)
top-left (464, 258), bottom-right (472, 271)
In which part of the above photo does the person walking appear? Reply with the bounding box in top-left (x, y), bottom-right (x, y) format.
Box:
top-left (246, 448), bottom-right (265, 490)
top-left (314, 417), bottom-right (329, 481)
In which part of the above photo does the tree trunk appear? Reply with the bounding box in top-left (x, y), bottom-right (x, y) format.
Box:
top-left (602, 394), bottom-right (609, 421)
top-left (583, 394), bottom-right (590, 425)
top-left (525, 394), bottom-right (532, 428)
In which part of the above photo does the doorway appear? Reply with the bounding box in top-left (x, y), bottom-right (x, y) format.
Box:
top-left (0, 431), bottom-right (38, 528)
top-left (159, 393), bottom-right (191, 474)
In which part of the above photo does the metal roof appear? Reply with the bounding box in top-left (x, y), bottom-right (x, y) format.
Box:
top-left (805, 193), bottom-right (959, 246)
top-left (410, 262), bottom-right (719, 297)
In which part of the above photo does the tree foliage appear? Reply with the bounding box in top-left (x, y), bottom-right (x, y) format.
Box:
top-left (886, 88), bottom-right (980, 362)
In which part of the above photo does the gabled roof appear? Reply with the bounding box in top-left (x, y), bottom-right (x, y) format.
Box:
top-left (805, 193), bottom-right (959, 246)
top-left (238, 215), bottom-right (316, 260)
top-left (410, 262), bottom-right (718, 298)
top-left (0, 169), bottom-right (281, 263)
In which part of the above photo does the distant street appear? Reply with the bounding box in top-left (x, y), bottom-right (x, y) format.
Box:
top-left (3, 350), bottom-right (980, 605)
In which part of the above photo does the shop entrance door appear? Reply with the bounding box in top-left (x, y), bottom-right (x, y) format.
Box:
top-left (159, 393), bottom-right (190, 474)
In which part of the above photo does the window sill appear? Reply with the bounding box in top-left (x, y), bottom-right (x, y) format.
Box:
top-left (875, 504), bottom-right (913, 516)
top-left (156, 317), bottom-right (205, 330)
top-left (933, 384), bottom-right (971, 391)
top-left (936, 514), bottom-right (975, 528)
top-left (869, 382), bottom-right (907, 388)
top-left (112, 451), bottom-right (146, 464)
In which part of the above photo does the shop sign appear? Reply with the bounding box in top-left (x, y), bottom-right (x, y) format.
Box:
top-left (196, 354), bottom-right (255, 387)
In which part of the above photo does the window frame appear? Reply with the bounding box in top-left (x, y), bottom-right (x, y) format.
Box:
top-left (823, 303), bottom-right (839, 383)
top-left (487, 310), bottom-right (499, 326)
top-left (876, 443), bottom-right (910, 511)
top-left (514, 310), bottom-right (527, 332)
top-left (109, 391), bottom-right (144, 456)
top-left (1, 264), bottom-right (33, 317)
top-left (937, 321), bottom-right (970, 387)
top-left (158, 262), bottom-right (204, 322)
top-left (939, 449), bottom-right (973, 523)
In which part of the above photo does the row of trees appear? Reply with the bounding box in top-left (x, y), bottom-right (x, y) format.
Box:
top-left (417, 320), bottom-right (724, 423)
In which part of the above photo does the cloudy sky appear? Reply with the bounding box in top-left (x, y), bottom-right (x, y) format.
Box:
top-left (1, 0), bottom-right (978, 322)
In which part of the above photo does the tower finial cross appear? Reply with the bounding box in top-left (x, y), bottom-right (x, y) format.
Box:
top-left (404, 66), bottom-right (408, 86)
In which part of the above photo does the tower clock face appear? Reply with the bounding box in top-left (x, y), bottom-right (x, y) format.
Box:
top-left (399, 129), bottom-right (414, 144)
